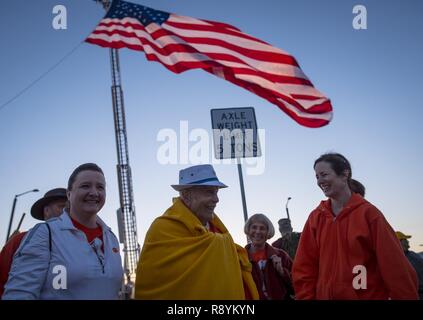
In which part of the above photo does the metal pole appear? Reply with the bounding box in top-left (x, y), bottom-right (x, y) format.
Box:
top-left (237, 158), bottom-right (248, 222)
top-left (5, 189), bottom-right (38, 244)
top-left (15, 213), bottom-right (26, 232)
top-left (6, 196), bottom-right (18, 243)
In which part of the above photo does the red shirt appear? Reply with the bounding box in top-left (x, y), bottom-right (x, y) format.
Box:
top-left (70, 217), bottom-right (103, 252)
top-left (251, 248), bottom-right (267, 264)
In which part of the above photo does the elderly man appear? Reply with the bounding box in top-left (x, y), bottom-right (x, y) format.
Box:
top-left (0, 188), bottom-right (67, 297)
top-left (135, 164), bottom-right (258, 299)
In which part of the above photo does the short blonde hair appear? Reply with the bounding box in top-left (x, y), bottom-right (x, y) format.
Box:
top-left (244, 213), bottom-right (275, 239)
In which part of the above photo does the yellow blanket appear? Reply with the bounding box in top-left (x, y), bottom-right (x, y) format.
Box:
top-left (135, 198), bottom-right (258, 300)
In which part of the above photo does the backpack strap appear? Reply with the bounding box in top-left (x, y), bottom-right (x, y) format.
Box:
top-left (45, 222), bottom-right (52, 252)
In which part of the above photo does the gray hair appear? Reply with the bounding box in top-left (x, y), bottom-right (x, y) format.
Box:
top-left (244, 213), bottom-right (275, 239)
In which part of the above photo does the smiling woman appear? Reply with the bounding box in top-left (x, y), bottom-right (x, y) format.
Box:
top-left (2, 163), bottom-right (124, 300)
top-left (244, 213), bottom-right (294, 300)
top-left (292, 153), bottom-right (419, 300)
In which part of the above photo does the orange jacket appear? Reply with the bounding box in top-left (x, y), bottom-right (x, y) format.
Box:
top-left (292, 193), bottom-right (418, 300)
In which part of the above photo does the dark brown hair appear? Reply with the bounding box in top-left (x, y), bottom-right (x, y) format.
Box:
top-left (67, 163), bottom-right (104, 191)
top-left (350, 179), bottom-right (365, 197)
top-left (314, 153), bottom-right (352, 185)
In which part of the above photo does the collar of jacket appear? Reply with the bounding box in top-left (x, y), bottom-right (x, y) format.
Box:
top-left (317, 193), bottom-right (368, 221)
top-left (55, 210), bottom-right (111, 232)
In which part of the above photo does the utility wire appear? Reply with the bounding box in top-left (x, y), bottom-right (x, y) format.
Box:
top-left (0, 41), bottom-right (84, 113)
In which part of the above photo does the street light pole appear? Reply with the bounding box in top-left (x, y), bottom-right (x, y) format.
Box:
top-left (5, 189), bottom-right (39, 244)
top-left (285, 197), bottom-right (292, 220)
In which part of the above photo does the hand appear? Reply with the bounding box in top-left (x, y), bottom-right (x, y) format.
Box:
top-left (270, 254), bottom-right (284, 276)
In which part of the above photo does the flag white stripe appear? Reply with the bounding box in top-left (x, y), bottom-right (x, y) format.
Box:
top-left (295, 97), bottom-right (329, 109)
top-left (168, 14), bottom-right (214, 26)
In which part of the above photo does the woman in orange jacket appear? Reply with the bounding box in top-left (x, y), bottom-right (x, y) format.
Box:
top-left (292, 153), bottom-right (418, 300)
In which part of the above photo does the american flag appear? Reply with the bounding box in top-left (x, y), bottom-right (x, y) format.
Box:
top-left (86, 0), bottom-right (333, 128)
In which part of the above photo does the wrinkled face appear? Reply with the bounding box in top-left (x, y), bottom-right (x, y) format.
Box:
top-left (400, 239), bottom-right (410, 252)
top-left (315, 161), bottom-right (348, 199)
top-left (43, 199), bottom-right (66, 221)
top-left (248, 221), bottom-right (268, 247)
top-left (183, 186), bottom-right (219, 225)
top-left (67, 170), bottom-right (106, 216)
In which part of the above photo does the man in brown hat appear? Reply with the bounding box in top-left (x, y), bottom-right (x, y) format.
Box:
top-left (0, 188), bottom-right (67, 297)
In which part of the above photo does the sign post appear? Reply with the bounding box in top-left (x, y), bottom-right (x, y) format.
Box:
top-left (237, 158), bottom-right (248, 222)
top-left (211, 107), bottom-right (261, 222)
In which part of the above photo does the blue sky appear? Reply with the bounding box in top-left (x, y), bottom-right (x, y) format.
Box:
top-left (1, 0), bottom-right (422, 252)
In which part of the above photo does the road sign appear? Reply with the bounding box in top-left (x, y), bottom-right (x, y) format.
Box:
top-left (211, 107), bottom-right (261, 159)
